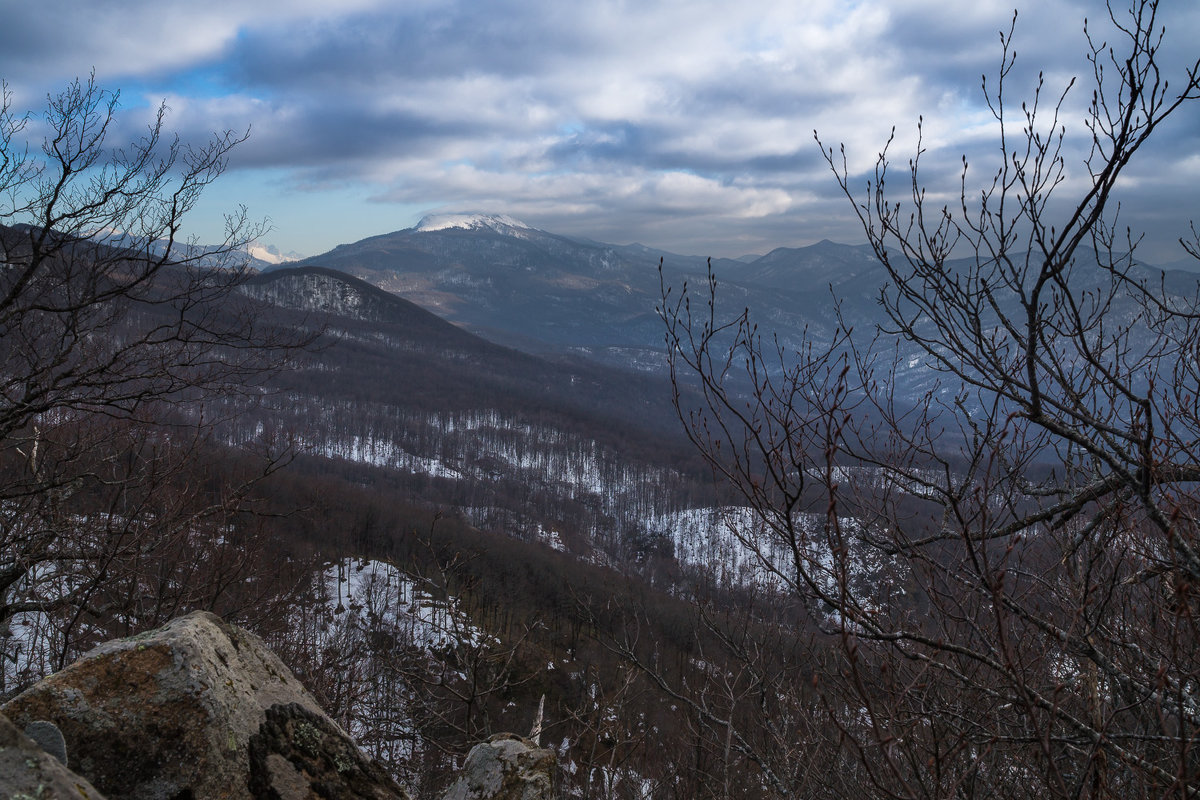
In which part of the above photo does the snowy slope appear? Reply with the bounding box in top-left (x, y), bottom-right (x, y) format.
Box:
top-left (414, 213), bottom-right (532, 234)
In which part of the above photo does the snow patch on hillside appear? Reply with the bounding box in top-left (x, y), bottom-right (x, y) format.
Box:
top-left (1, 562), bottom-right (83, 690)
top-left (243, 272), bottom-right (376, 320)
top-left (534, 522), bottom-right (567, 552)
top-left (296, 409), bottom-right (675, 525)
top-left (648, 506), bottom-right (899, 602)
top-left (302, 434), bottom-right (464, 479)
top-left (300, 558), bottom-right (493, 773)
top-left (647, 507), bottom-right (799, 589)
top-left (319, 558), bottom-right (488, 651)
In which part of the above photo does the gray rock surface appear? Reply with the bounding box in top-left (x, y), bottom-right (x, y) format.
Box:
top-left (0, 711), bottom-right (106, 799)
top-left (25, 719), bottom-right (69, 765)
top-left (1, 610), bottom-right (408, 800)
top-left (441, 733), bottom-right (556, 800)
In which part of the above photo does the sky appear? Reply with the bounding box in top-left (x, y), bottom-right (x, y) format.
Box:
top-left (2, 0), bottom-right (1199, 263)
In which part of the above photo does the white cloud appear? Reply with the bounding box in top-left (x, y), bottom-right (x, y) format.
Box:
top-left (5, 0), bottom-right (1197, 260)
top-left (4, 0), bottom-right (390, 81)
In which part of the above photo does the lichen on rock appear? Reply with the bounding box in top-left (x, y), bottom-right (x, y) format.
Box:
top-left (248, 702), bottom-right (408, 799)
top-left (440, 733), bottom-right (556, 800)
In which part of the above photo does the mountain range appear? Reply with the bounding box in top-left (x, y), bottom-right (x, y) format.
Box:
top-left (281, 213), bottom-right (1200, 413)
top-left (280, 213), bottom-right (890, 373)
top-left (10, 212), bottom-right (1200, 794)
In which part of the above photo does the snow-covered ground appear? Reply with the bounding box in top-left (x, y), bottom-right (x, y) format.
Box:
top-left (295, 557), bottom-right (495, 775)
top-left (257, 401), bottom-right (928, 609)
top-left (302, 433), bottom-right (464, 479)
top-left (317, 558), bottom-right (488, 652)
top-left (646, 506), bottom-right (795, 587)
top-left (647, 505), bottom-right (900, 605)
top-left (278, 407), bottom-right (682, 554)
top-left (1, 581), bottom-right (68, 694)
top-left (288, 407), bottom-right (669, 501)
top-left (284, 407), bottom-right (917, 605)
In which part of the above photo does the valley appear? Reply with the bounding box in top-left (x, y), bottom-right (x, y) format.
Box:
top-left (4, 212), bottom-right (1199, 799)
top-left (7, 5), bottom-right (1200, 794)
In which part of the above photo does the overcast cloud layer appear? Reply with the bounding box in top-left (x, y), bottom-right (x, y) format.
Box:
top-left (3, 0), bottom-right (1199, 262)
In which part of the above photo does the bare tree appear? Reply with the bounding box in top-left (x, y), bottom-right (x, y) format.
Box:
top-left (0, 76), bottom-right (307, 693)
top-left (660, 2), bottom-right (1200, 797)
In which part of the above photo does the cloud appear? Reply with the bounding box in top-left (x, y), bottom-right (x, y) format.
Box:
top-left (4, 0), bottom-right (1199, 261)
top-left (0, 0), bottom-right (387, 89)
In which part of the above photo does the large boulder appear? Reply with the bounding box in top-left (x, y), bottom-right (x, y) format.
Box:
top-left (0, 711), bottom-right (107, 799)
top-left (441, 733), bottom-right (556, 800)
top-left (1, 611), bottom-right (408, 800)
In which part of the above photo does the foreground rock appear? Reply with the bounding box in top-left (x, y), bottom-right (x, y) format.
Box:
top-left (2, 611), bottom-right (408, 800)
top-left (0, 711), bottom-right (107, 799)
top-left (441, 733), bottom-right (556, 800)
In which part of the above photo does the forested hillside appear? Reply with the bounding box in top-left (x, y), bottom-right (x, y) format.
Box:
top-left (6, 6), bottom-right (1200, 794)
top-left (0, 246), bottom-right (814, 797)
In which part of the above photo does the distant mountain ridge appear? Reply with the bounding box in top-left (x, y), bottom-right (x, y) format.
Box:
top-left (276, 216), bottom-right (1200, 409)
top-left (739, 239), bottom-right (884, 290)
top-left (284, 215), bottom-right (863, 369)
top-left (42, 227), bottom-right (307, 271)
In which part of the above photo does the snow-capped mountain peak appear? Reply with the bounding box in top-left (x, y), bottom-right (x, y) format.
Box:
top-left (247, 242), bottom-right (307, 265)
top-left (413, 213), bottom-right (532, 234)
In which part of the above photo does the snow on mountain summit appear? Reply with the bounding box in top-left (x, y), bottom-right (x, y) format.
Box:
top-left (414, 213), bottom-right (532, 234)
top-left (247, 242), bottom-right (306, 265)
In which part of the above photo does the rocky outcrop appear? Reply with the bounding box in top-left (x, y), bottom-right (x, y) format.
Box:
top-left (440, 733), bottom-right (556, 800)
top-left (247, 702), bottom-right (405, 799)
top-left (0, 711), bottom-right (107, 799)
top-left (1, 611), bottom-right (408, 800)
